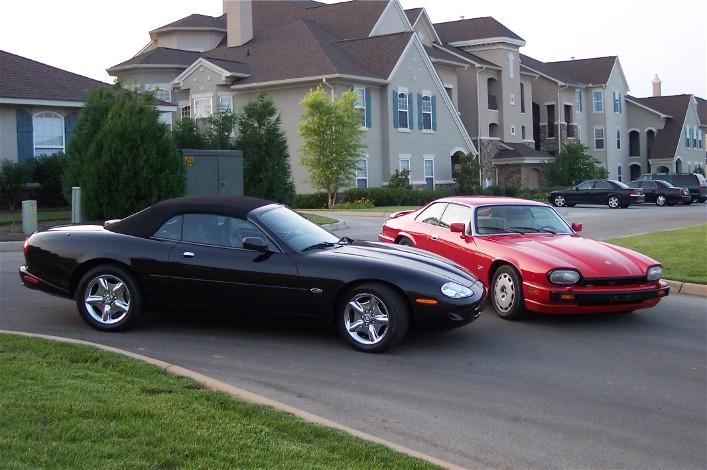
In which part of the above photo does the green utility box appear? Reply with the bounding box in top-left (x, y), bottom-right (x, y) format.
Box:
top-left (181, 149), bottom-right (244, 196)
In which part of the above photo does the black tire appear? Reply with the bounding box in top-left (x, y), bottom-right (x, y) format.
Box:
top-left (552, 194), bottom-right (566, 207)
top-left (337, 283), bottom-right (409, 353)
top-left (75, 264), bottom-right (145, 332)
top-left (397, 237), bottom-right (414, 247)
top-left (607, 195), bottom-right (621, 209)
top-left (491, 265), bottom-right (527, 320)
top-left (655, 194), bottom-right (667, 206)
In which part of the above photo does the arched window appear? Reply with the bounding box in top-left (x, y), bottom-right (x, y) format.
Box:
top-left (421, 94), bottom-right (432, 130)
top-left (33, 112), bottom-right (64, 157)
top-left (398, 92), bottom-right (409, 129)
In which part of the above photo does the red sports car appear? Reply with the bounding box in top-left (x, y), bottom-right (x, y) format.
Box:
top-left (378, 196), bottom-right (670, 319)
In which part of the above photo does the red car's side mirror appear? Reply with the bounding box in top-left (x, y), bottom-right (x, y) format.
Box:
top-left (571, 223), bottom-right (583, 232)
top-left (450, 222), bottom-right (467, 238)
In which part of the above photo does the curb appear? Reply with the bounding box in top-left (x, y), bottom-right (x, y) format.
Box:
top-left (0, 330), bottom-right (461, 470)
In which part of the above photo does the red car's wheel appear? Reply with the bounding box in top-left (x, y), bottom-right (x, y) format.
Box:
top-left (491, 265), bottom-right (527, 320)
top-left (397, 237), bottom-right (414, 247)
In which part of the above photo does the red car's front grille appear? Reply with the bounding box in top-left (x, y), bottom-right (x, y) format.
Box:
top-left (580, 276), bottom-right (647, 287)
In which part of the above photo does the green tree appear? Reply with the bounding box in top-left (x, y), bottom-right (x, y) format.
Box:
top-left (298, 86), bottom-right (366, 208)
top-left (0, 159), bottom-right (32, 210)
top-left (547, 142), bottom-right (608, 186)
top-left (172, 117), bottom-right (205, 150)
top-left (235, 93), bottom-right (295, 205)
top-left (453, 152), bottom-right (482, 195)
top-left (388, 169), bottom-right (412, 190)
top-left (67, 85), bottom-right (185, 219)
top-left (203, 108), bottom-right (238, 150)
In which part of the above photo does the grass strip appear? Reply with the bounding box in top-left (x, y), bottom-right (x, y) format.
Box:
top-left (605, 224), bottom-right (706, 284)
top-left (0, 334), bottom-right (439, 469)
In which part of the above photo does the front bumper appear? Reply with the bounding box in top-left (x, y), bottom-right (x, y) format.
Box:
top-left (523, 280), bottom-right (669, 314)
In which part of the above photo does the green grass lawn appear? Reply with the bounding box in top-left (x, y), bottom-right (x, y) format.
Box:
top-left (0, 333), bottom-right (439, 469)
top-left (605, 224), bottom-right (706, 284)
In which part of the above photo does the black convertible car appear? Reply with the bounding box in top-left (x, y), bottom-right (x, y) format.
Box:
top-left (20, 196), bottom-right (486, 352)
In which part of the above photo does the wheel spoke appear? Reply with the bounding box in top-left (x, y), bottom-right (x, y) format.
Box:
top-left (97, 277), bottom-right (111, 292)
top-left (348, 319), bottom-right (364, 333)
top-left (114, 300), bottom-right (130, 314)
top-left (367, 324), bottom-right (380, 342)
top-left (85, 294), bottom-right (103, 307)
top-left (102, 304), bottom-right (112, 322)
top-left (349, 300), bottom-right (365, 315)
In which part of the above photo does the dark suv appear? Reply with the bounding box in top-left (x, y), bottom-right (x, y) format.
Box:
top-left (636, 173), bottom-right (707, 203)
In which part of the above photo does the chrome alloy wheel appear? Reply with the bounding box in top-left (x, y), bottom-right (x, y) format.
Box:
top-left (343, 293), bottom-right (390, 346)
top-left (83, 274), bottom-right (131, 325)
top-left (493, 271), bottom-right (517, 314)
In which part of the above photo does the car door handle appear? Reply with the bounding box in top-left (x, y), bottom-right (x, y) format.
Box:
top-left (431, 234), bottom-right (439, 241)
top-left (182, 251), bottom-right (195, 258)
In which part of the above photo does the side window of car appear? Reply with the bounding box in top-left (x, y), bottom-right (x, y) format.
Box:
top-left (416, 203), bottom-right (447, 227)
top-left (595, 181), bottom-right (611, 189)
top-left (154, 216), bottom-right (182, 240)
top-left (439, 203), bottom-right (471, 231)
top-left (183, 214), bottom-right (218, 245)
top-left (577, 181), bottom-right (594, 190)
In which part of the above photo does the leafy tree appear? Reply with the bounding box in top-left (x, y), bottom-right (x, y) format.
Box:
top-left (547, 142), bottom-right (608, 186)
top-left (172, 117), bottom-right (205, 150)
top-left (693, 165), bottom-right (705, 177)
top-left (453, 152), bottom-right (482, 195)
top-left (235, 93), bottom-right (295, 205)
top-left (203, 108), bottom-right (238, 150)
top-left (32, 153), bottom-right (68, 207)
top-left (388, 169), bottom-right (412, 190)
top-left (67, 84), bottom-right (185, 219)
top-left (298, 86), bottom-right (366, 208)
top-left (0, 159), bottom-right (32, 210)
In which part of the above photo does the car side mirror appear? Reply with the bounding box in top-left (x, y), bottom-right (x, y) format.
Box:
top-left (242, 236), bottom-right (269, 252)
top-left (450, 222), bottom-right (468, 239)
top-left (571, 223), bottom-right (582, 232)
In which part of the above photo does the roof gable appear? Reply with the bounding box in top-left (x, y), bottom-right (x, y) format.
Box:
top-left (0, 50), bottom-right (107, 103)
top-left (628, 94), bottom-right (692, 157)
top-left (546, 56), bottom-right (618, 87)
top-left (434, 17), bottom-right (525, 47)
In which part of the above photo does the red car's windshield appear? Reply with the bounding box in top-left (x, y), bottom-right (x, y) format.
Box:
top-left (475, 205), bottom-right (573, 235)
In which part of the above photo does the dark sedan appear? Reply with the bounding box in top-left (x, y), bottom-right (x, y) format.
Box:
top-left (19, 196), bottom-right (485, 353)
top-left (628, 180), bottom-right (692, 206)
top-left (550, 179), bottom-right (644, 208)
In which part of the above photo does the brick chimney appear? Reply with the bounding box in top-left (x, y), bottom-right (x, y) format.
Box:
top-left (652, 74), bottom-right (662, 97)
top-left (224, 0), bottom-right (253, 48)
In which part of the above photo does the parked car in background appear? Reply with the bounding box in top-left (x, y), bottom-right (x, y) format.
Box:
top-left (379, 196), bottom-right (669, 320)
top-left (635, 173), bottom-right (707, 203)
top-left (549, 179), bottom-right (644, 208)
top-left (20, 196), bottom-right (486, 353)
top-left (628, 180), bottom-right (692, 206)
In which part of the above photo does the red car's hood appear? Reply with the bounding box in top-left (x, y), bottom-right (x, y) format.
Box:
top-left (485, 234), bottom-right (658, 278)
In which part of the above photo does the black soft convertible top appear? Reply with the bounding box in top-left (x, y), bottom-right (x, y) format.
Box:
top-left (106, 196), bottom-right (275, 238)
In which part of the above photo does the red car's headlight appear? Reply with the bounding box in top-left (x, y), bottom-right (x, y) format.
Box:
top-left (646, 265), bottom-right (664, 281)
top-left (548, 269), bottom-right (581, 285)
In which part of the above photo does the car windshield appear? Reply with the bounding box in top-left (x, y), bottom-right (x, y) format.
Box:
top-left (258, 206), bottom-right (340, 252)
top-left (475, 204), bottom-right (573, 235)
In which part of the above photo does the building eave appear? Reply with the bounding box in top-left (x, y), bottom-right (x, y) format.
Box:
top-left (0, 97), bottom-right (86, 107)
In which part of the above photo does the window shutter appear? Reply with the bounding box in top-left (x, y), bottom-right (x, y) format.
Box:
top-left (365, 88), bottom-right (372, 128)
top-left (417, 94), bottom-right (423, 130)
top-left (16, 109), bottom-right (33, 162)
top-left (392, 90), bottom-right (399, 129)
top-left (408, 93), bottom-right (414, 129)
top-left (431, 95), bottom-right (437, 131)
top-left (64, 111), bottom-right (78, 149)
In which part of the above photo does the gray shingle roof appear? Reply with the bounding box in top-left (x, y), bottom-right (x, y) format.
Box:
top-left (628, 94), bottom-right (692, 158)
top-left (109, 48), bottom-right (204, 70)
top-left (151, 13), bottom-right (226, 33)
top-left (435, 17), bottom-right (524, 44)
top-left (494, 142), bottom-right (552, 161)
top-left (545, 56), bottom-right (618, 86)
top-left (519, 54), bottom-right (581, 86)
top-left (0, 50), bottom-right (107, 102)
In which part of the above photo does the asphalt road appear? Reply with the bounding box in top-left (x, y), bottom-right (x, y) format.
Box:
top-left (1, 203), bottom-right (706, 469)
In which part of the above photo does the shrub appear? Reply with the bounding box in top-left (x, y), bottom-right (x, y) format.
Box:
top-left (292, 192), bottom-right (329, 209)
top-left (0, 159), bottom-right (33, 210)
top-left (32, 153), bottom-right (69, 207)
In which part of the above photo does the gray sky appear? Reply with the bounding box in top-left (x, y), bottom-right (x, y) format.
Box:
top-left (2, 0), bottom-right (704, 98)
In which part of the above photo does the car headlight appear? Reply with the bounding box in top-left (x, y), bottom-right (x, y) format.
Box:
top-left (548, 269), bottom-right (581, 285)
top-left (441, 282), bottom-right (473, 299)
top-left (646, 265), bottom-right (664, 281)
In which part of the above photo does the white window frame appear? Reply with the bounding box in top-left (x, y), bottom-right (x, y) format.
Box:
top-left (145, 84), bottom-right (172, 103)
top-left (616, 128), bottom-right (621, 150)
top-left (219, 95), bottom-right (233, 113)
top-left (593, 90), bottom-right (604, 113)
top-left (421, 93), bottom-right (433, 131)
top-left (511, 125), bottom-right (516, 136)
top-left (355, 157), bottom-right (368, 188)
top-left (692, 126), bottom-right (698, 148)
top-left (613, 91), bottom-right (622, 113)
top-left (510, 94), bottom-right (515, 106)
top-left (398, 90), bottom-right (409, 131)
top-left (354, 87), bottom-right (367, 129)
top-left (399, 157), bottom-right (411, 184)
top-left (193, 97), bottom-right (212, 119)
top-left (575, 89), bottom-right (583, 113)
top-left (424, 157), bottom-right (435, 190)
top-left (594, 127), bottom-right (605, 150)
top-left (33, 111), bottom-right (64, 157)
top-left (685, 127), bottom-right (691, 148)
top-left (180, 105), bottom-right (191, 118)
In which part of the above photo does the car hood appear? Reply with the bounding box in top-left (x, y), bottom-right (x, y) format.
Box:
top-left (487, 234), bottom-right (658, 278)
top-left (316, 241), bottom-right (479, 285)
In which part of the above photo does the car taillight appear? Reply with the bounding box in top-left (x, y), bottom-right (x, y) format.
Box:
top-left (631, 188), bottom-right (641, 195)
top-left (23, 238), bottom-right (29, 254)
